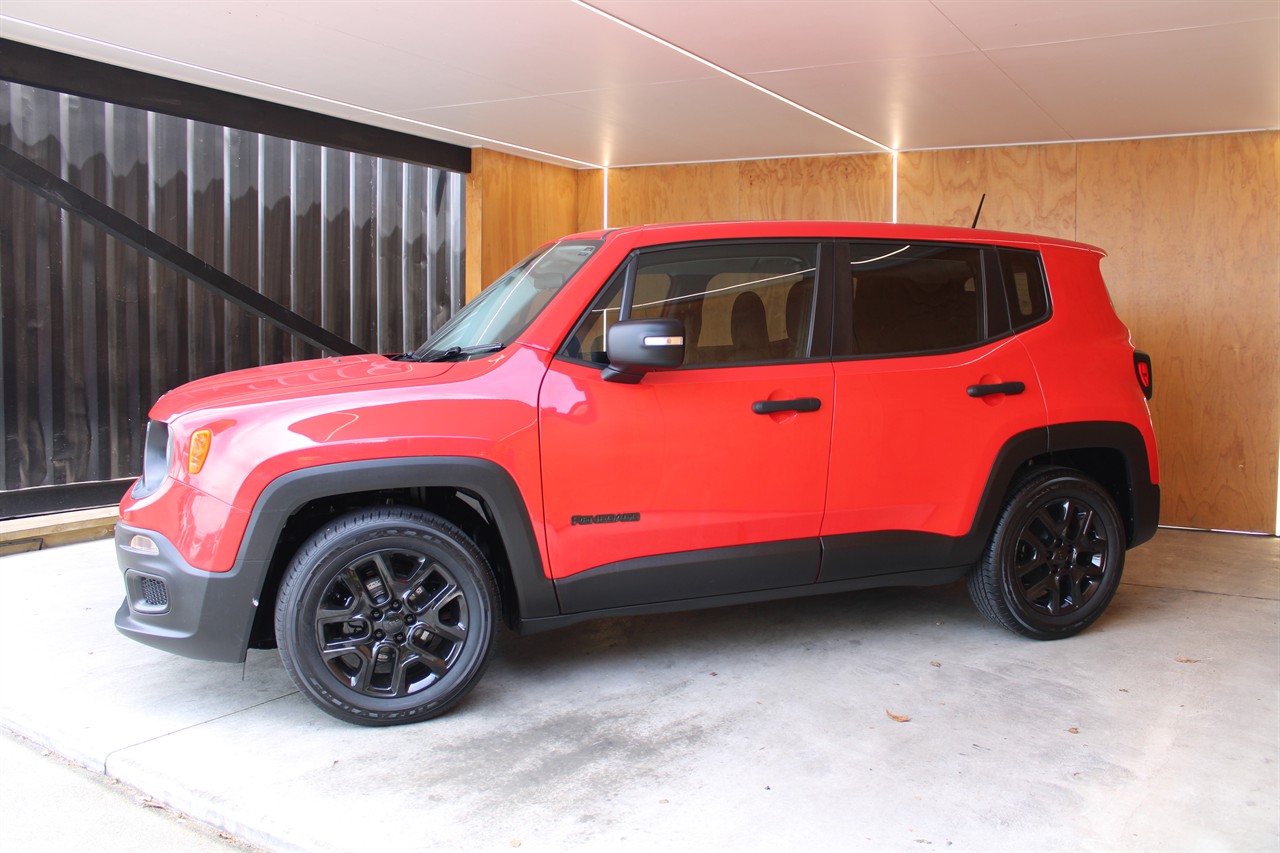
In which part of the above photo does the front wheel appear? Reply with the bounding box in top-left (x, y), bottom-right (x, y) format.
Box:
top-left (968, 468), bottom-right (1126, 640)
top-left (275, 506), bottom-right (498, 725)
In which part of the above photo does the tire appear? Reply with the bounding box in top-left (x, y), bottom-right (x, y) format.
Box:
top-left (275, 506), bottom-right (498, 726)
top-left (967, 467), bottom-right (1126, 640)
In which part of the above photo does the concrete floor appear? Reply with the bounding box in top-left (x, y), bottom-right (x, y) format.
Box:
top-left (0, 728), bottom-right (258, 852)
top-left (0, 528), bottom-right (1276, 852)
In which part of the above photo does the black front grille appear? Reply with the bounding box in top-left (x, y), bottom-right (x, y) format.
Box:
top-left (140, 576), bottom-right (169, 608)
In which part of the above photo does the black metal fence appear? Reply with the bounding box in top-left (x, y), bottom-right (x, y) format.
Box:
top-left (0, 79), bottom-right (465, 516)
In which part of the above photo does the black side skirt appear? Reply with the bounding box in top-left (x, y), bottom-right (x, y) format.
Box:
top-left (540, 533), bottom-right (971, 634)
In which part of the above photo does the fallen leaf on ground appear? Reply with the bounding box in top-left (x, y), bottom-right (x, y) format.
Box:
top-left (709, 671), bottom-right (717, 677)
top-left (930, 661), bottom-right (941, 667)
top-left (1175, 657), bottom-right (1201, 664)
top-left (1066, 727), bottom-right (1080, 734)
top-left (885, 709), bottom-right (911, 723)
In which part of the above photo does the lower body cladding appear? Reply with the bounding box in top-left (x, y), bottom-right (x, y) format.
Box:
top-left (523, 534), bottom-right (975, 633)
top-left (115, 523), bottom-right (264, 663)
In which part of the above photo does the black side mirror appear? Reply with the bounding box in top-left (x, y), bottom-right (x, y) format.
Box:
top-left (601, 318), bottom-right (685, 384)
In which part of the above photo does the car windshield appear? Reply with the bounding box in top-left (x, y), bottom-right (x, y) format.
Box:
top-left (412, 240), bottom-right (601, 361)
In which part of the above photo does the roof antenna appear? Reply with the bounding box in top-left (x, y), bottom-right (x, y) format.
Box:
top-left (970, 193), bottom-right (986, 229)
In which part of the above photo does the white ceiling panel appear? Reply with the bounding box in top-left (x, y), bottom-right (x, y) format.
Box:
top-left (0, 0), bottom-right (1276, 168)
top-left (991, 21), bottom-right (1280, 140)
top-left (409, 75), bottom-right (881, 167)
top-left (297, 0), bottom-right (719, 98)
top-left (934, 0), bottom-right (1279, 49)
top-left (752, 52), bottom-right (1071, 151)
top-left (593, 0), bottom-right (975, 72)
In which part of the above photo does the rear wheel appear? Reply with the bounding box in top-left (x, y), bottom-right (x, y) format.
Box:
top-left (275, 506), bottom-right (497, 725)
top-left (968, 468), bottom-right (1126, 639)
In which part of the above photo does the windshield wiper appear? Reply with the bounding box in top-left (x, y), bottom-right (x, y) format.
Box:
top-left (416, 343), bottom-right (505, 363)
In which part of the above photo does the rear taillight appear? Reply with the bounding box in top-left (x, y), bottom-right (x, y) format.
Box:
top-left (1134, 351), bottom-right (1153, 399)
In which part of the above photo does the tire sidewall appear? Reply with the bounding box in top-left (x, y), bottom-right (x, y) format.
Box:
top-left (278, 511), bottom-right (495, 725)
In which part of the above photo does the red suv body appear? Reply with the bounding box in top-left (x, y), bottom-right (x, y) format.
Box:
top-left (115, 221), bottom-right (1159, 725)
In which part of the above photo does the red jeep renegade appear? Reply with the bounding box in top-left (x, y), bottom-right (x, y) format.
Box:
top-left (115, 221), bottom-right (1159, 725)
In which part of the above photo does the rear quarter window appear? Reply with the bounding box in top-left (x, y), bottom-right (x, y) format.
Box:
top-left (999, 248), bottom-right (1050, 331)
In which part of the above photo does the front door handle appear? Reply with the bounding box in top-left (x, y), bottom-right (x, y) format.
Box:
top-left (752, 398), bottom-right (822, 415)
top-left (966, 381), bottom-right (1026, 398)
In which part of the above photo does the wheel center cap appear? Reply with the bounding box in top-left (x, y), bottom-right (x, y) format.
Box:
top-left (380, 612), bottom-right (406, 631)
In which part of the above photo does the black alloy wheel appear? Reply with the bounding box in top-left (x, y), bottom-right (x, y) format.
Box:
top-left (275, 506), bottom-right (497, 725)
top-left (968, 468), bottom-right (1126, 640)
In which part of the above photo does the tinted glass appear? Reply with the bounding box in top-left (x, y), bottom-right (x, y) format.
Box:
top-left (847, 243), bottom-right (984, 356)
top-left (999, 248), bottom-right (1051, 331)
top-left (416, 240), bottom-right (600, 358)
top-left (564, 242), bottom-right (819, 367)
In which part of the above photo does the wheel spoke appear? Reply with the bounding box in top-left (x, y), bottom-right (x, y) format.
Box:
top-left (1070, 505), bottom-right (1096, 544)
top-left (429, 618), bottom-right (468, 645)
top-left (341, 566), bottom-right (380, 611)
top-left (368, 552), bottom-right (397, 604)
top-left (320, 635), bottom-right (366, 662)
top-left (1034, 506), bottom-right (1065, 538)
top-left (420, 580), bottom-right (458, 617)
top-left (419, 582), bottom-right (469, 643)
top-left (396, 557), bottom-right (435, 600)
top-left (1015, 533), bottom-right (1049, 577)
top-left (1066, 571), bottom-right (1085, 607)
top-left (1023, 574), bottom-right (1057, 608)
top-left (319, 640), bottom-right (373, 691)
top-left (391, 650), bottom-right (420, 695)
top-left (406, 633), bottom-right (451, 678)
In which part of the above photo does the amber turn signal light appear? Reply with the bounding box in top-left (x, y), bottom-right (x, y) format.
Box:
top-left (188, 429), bottom-right (212, 474)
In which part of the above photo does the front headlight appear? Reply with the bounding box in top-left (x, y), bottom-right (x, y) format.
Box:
top-left (131, 419), bottom-right (171, 499)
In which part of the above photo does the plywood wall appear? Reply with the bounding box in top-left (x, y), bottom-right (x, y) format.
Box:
top-left (1076, 133), bottom-right (1279, 534)
top-left (465, 149), bottom-right (579, 299)
top-left (601, 154), bottom-right (893, 226)
top-left (898, 144), bottom-right (1078, 237)
top-left (474, 133), bottom-right (1278, 533)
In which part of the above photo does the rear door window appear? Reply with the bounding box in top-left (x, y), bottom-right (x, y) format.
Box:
top-left (843, 243), bottom-right (986, 357)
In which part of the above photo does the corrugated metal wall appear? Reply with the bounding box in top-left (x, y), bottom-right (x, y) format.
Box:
top-left (0, 80), bottom-right (465, 508)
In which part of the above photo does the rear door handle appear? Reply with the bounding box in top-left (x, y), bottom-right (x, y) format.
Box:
top-left (752, 397), bottom-right (822, 415)
top-left (966, 381), bottom-right (1026, 398)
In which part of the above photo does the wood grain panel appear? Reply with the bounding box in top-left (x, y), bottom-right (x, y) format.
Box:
top-left (898, 145), bottom-right (1077, 237)
top-left (576, 169), bottom-right (605, 232)
top-left (465, 149), bottom-right (579, 298)
top-left (606, 162), bottom-right (742, 226)
top-left (738, 154), bottom-right (893, 221)
top-left (1077, 132), bottom-right (1279, 533)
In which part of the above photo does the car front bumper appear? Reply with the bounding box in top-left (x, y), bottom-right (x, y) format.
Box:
top-left (114, 522), bottom-right (264, 663)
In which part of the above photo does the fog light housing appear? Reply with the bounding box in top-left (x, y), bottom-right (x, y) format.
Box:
top-left (128, 534), bottom-right (159, 555)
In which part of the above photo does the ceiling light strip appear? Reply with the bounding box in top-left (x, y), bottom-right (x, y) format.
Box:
top-left (891, 151), bottom-right (899, 223)
top-left (0, 16), bottom-right (604, 170)
top-left (571, 0), bottom-right (896, 155)
top-left (602, 168), bottom-right (610, 229)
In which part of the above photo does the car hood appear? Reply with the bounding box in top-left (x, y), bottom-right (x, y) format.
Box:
top-left (151, 355), bottom-right (454, 420)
